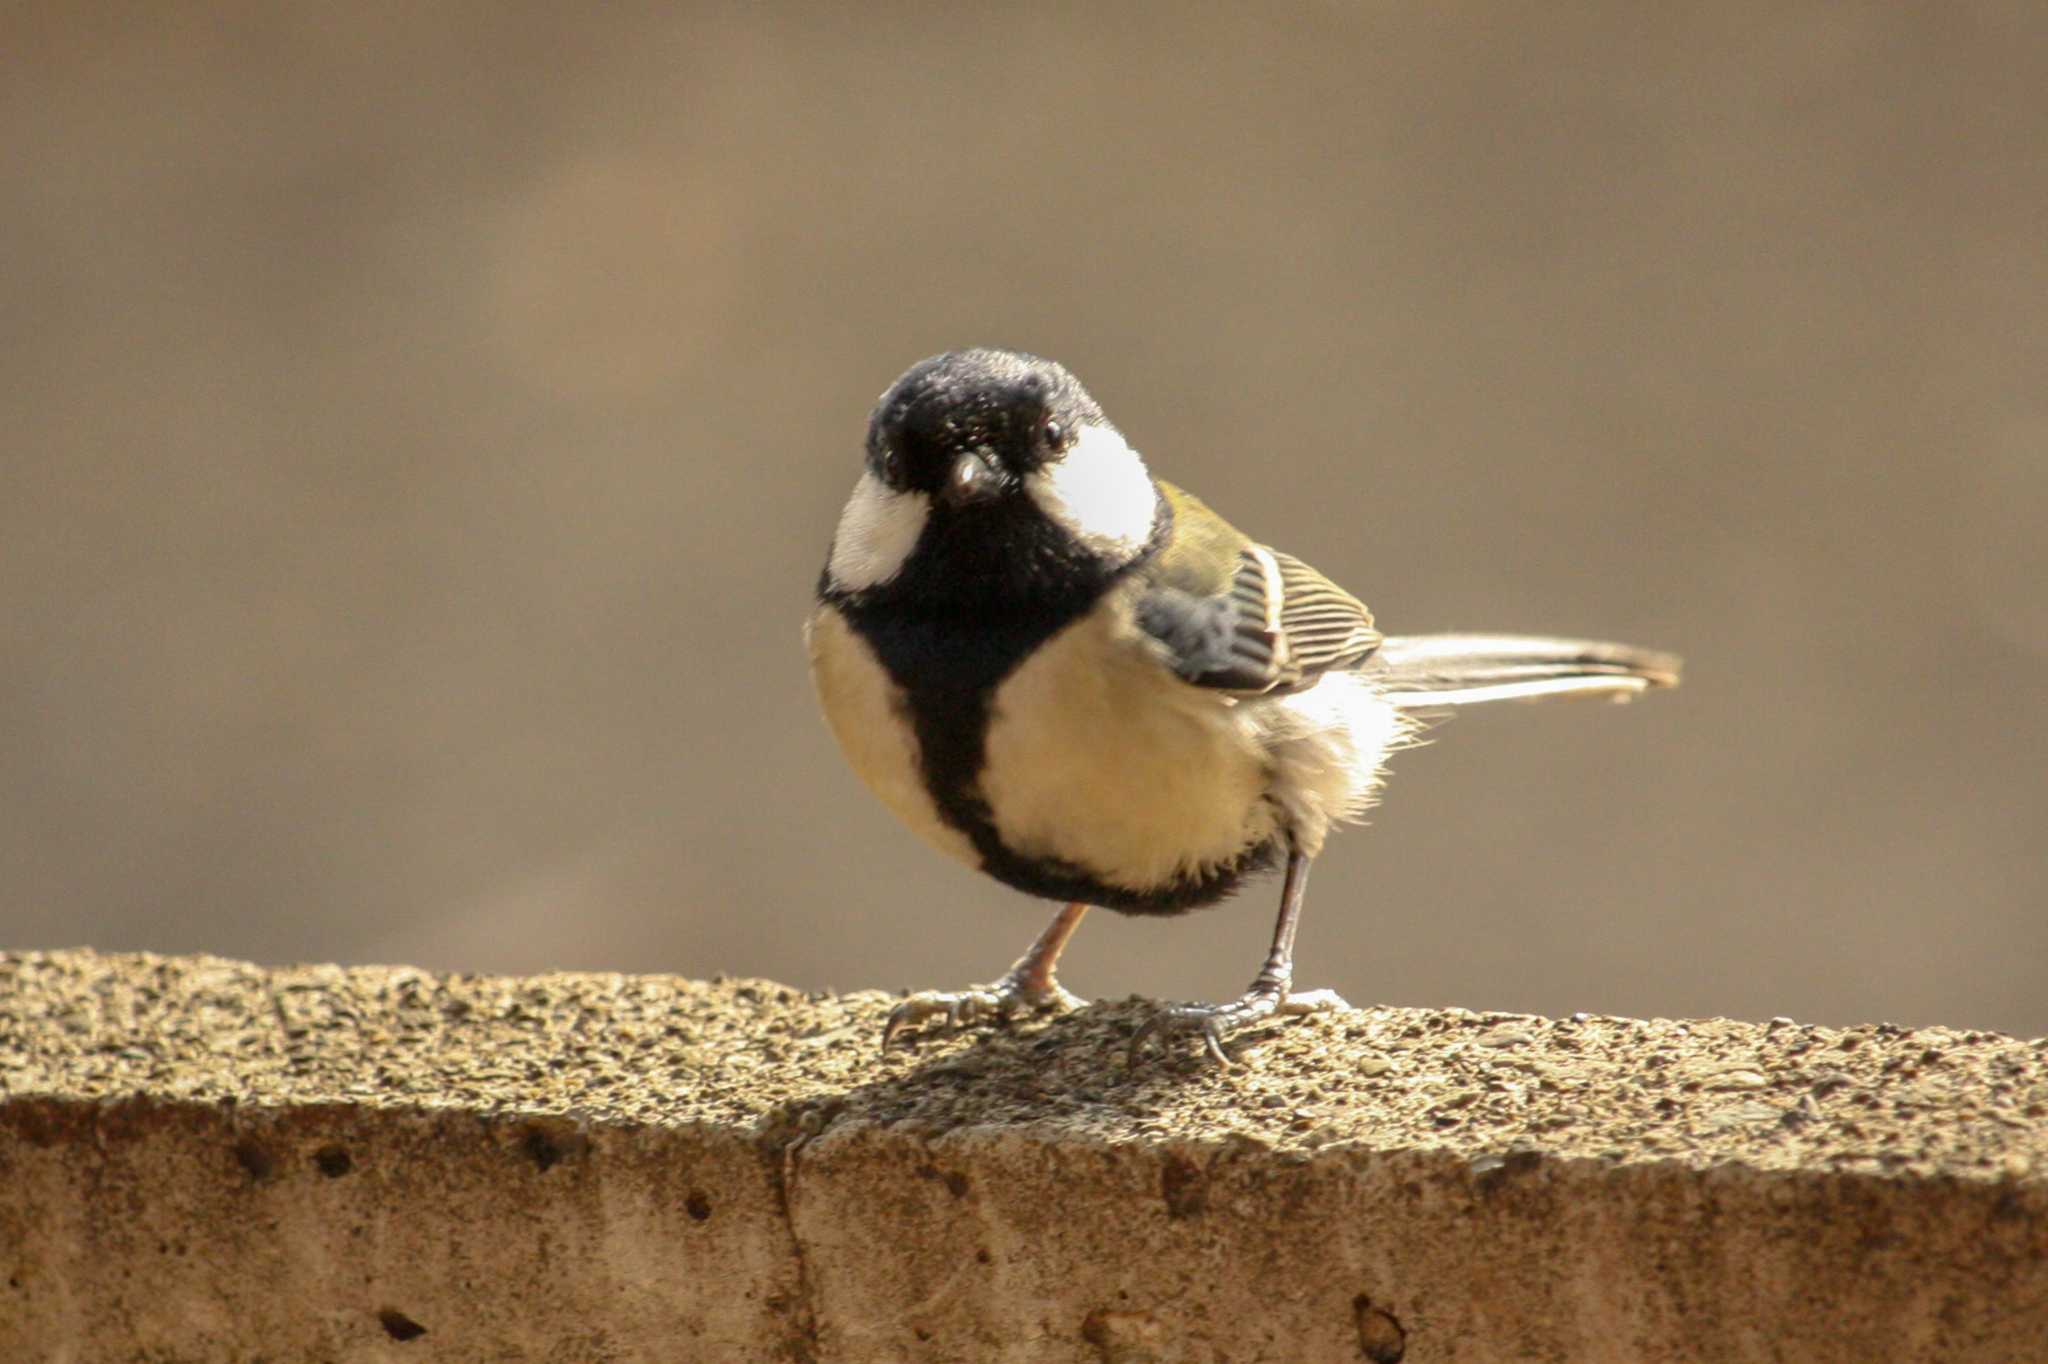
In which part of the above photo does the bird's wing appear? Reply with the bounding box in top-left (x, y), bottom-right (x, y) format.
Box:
top-left (1138, 539), bottom-right (1381, 695)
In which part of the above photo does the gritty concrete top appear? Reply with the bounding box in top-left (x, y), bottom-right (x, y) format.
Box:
top-left (6, 949), bottom-right (2048, 1363)
top-left (5, 947), bottom-right (2043, 1177)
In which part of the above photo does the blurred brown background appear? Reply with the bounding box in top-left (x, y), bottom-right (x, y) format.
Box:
top-left (5, 3), bottom-right (2044, 1036)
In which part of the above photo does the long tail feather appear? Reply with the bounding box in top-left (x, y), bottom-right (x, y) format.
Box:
top-left (1366, 634), bottom-right (1681, 709)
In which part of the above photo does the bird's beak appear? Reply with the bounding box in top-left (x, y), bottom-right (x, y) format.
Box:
top-left (943, 449), bottom-right (1002, 507)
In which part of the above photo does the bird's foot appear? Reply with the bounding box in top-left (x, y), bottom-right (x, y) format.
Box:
top-left (1129, 986), bottom-right (1351, 1066)
top-left (882, 972), bottom-right (1086, 1049)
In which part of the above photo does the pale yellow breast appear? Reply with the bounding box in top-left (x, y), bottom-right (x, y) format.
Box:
top-left (805, 607), bottom-right (980, 869)
top-left (980, 594), bottom-right (1273, 892)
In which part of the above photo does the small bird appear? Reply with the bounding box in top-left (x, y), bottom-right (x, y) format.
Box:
top-left (807, 348), bottom-right (1679, 1063)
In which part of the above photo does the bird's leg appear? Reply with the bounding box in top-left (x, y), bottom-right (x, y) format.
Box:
top-left (1130, 849), bottom-right (1350, 1065)
top-left (883, 901), bottom-right (1091, 1048)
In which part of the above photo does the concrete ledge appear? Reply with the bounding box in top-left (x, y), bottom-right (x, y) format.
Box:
top-left (3, 949), bottom-right (2045, 1362)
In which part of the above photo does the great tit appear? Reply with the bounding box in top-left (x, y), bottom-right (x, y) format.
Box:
top-left (807, 347), bottom-right (1680, 1063)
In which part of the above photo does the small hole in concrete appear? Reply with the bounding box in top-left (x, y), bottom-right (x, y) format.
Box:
top-left (975, 1249), bottom-right (992, 1265)
top-left (378, 1309), bottom-right (427, 1342)
top-left (1082, 1308), bottom-right (1163, 1362)
top-left (942, 1171), bottom-right (969, 1199)
top-left (685, 1191), bottom-right (712, 1221)
top-left (1474, 1148), bottom-right (1542, 1196)
top-left (524, 1128), bottom-right (565, 1172)
top-left (314, 1145), bottom-right (354, 1178)
top-left (1353, 1295), bottom-right (1406, 1363)
top-left (1160, 1155), bottom-right (1206, 1219)
top-left (234, 1140), bottom-right (274, 1181)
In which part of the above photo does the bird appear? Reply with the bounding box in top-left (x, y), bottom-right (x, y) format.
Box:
top-left (806, 347), bottom-right (1680, 1063)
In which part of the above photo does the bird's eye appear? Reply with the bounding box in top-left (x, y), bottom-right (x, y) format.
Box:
top-left (1043, 419), bottom-right (1066, 450)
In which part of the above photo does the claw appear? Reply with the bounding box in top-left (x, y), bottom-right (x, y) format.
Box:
top-left (1127, 987), bottom-right (1351, 1066)
top-left (881, 975), bottom-right (1085, 1050)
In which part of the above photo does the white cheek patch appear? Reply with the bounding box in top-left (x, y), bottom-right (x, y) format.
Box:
top-left (1027, 424), bottom-right (1158, 563)
top-left (826, 471), bottom-right (929, 591)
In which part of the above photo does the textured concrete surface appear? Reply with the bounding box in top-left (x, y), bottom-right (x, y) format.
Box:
top-left (3, 949), bottom-right (2045, 1362)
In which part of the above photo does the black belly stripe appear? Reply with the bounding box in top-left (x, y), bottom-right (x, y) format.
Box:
top-left (825, 502), bottom-right (1273, 916)
top-left (865, 613), bottom-right (1276, 915)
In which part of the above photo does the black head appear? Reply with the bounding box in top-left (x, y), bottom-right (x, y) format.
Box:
top-left (824, 348), bottom-right (1163, 611)
top-left (866, 348), bottom-right (1105, 500)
